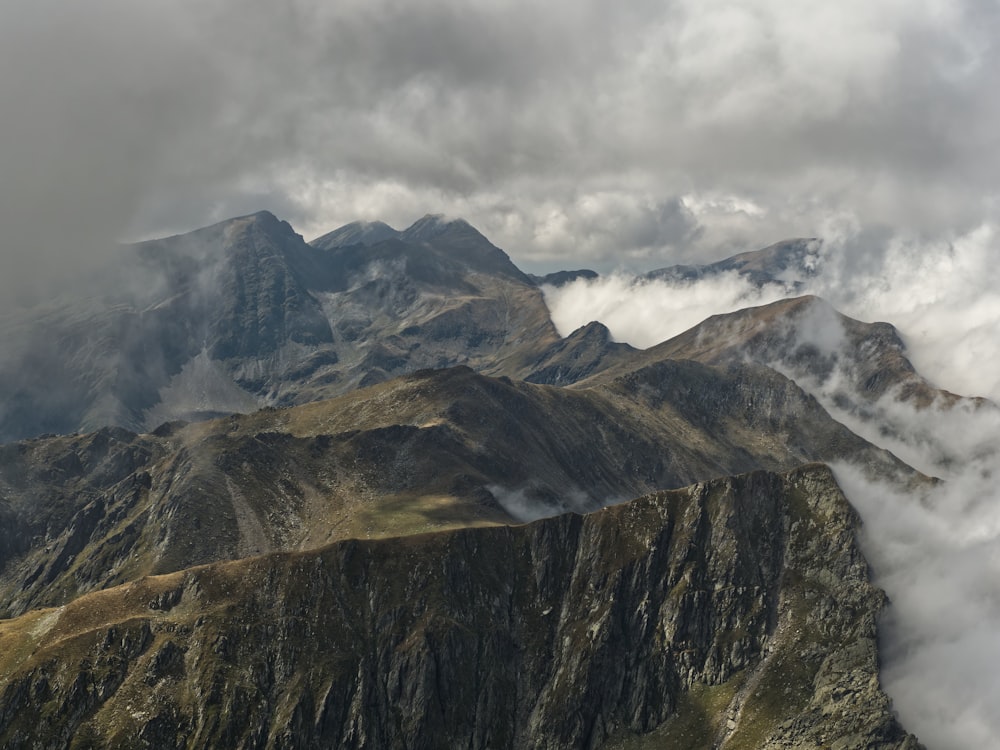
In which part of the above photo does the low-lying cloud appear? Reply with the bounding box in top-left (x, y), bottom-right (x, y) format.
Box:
top-left (544, 224), bottom-right (1000, 748)
top-left (546, 221), bottom-right (1000, 401)
top-left (487, 484), bottom-right (598, 523)
top-left (776, 312), bottom-right (1000, 749)
top-left (833, 450), bottom-right (1000, 750)
top-left (544, 271), bottom-right (793, 349)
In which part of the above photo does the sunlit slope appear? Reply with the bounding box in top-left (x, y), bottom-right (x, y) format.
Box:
top-left (0, 360), bottom-right (913, 617)
top-left (583, 295), bottom-right (975, 408)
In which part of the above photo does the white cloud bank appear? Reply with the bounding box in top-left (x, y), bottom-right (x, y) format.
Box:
top-left (544, 271), bottom-right (793, 349)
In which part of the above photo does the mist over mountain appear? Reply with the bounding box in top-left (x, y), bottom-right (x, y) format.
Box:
top-left (0, 210), bottom-right (995, 748)
top-left (5, 1), bottom-right (1000, 745)
top-left (0, 212), bottom-right (561, 443)
top-left (544, 233), bottom-right (1000, 749)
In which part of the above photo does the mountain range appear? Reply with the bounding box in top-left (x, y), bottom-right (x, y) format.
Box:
top-left (0, 211), bottom-right (944, 747)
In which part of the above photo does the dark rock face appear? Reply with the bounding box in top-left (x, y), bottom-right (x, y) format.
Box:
top-left (0, 466), bottom-right (919, 749)
top-left (0, 212), bottom-right (561, 443)
top-left (206, 215), bottom-right (335, 360)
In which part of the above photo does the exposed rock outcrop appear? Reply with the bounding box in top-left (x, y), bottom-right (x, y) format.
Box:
top-left (0, 465), bottom-right (920, 749)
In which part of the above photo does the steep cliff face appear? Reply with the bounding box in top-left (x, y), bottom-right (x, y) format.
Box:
top-left (0, 465), bottom-right (918, 749)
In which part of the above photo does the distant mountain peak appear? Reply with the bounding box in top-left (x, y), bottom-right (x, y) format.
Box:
top-left (721, 237), bottom-right (822, 274)
top-left (224, 209), bottom-right (300, 241)
top-left (644, 237), bottom-right (823, 287)
top-left (311, 220), bottom-right (400, 250)
top-left (529, 269), bottom-right (599, 287)
top-left (401, 214), bottom-right (477, 242)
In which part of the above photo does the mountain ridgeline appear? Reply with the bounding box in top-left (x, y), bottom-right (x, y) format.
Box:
top-left (0, 361), bottom-right (915, 619)
top-left (0, 466), bottom-right (917, 749)
top-left (0, 212), bottom-right (931, 747)
top-left (0, 212), bottom-right (559, 443)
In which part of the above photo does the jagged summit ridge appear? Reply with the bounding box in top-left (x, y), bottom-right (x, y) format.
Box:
top-left (0, 211), bottom-right (557, 441)
top-left (310, 214), bottom-right (482, 250)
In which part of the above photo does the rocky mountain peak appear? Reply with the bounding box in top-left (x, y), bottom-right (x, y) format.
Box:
top-left (400, 213), bottom-right (477, 241)
top-left (310, 220), bottom-right (400, 250)
top-left (571, 319), bottom-right (614, 342)
top-left (528, 268), bottom-right (600, 287)
top-left (221, 209), bottom-right (302, 246)
top-left (644, 237), bottom-right (823, 287)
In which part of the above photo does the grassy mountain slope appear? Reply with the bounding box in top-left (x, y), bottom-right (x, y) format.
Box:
top-left (0, 360), bottom-right (914, 618)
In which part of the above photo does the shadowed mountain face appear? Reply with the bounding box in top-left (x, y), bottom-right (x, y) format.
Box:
top-left (0, 212), bottom-right (560, 442)
top-left (0, 465), bottom-right (918, 750)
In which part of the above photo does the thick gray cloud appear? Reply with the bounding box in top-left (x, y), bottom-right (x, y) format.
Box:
top-left (1, 0), bottom-right (998, 302)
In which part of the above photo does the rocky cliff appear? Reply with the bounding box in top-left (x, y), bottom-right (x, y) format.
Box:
top-left (0, 465), bottom-right (919, 749)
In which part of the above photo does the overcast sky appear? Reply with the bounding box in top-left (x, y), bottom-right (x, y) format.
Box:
top-left (2, 0), bottom-right (998, 301)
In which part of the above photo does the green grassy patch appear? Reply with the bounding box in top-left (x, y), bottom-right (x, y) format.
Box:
top-left (606, 674), bottom-right (745, 750)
